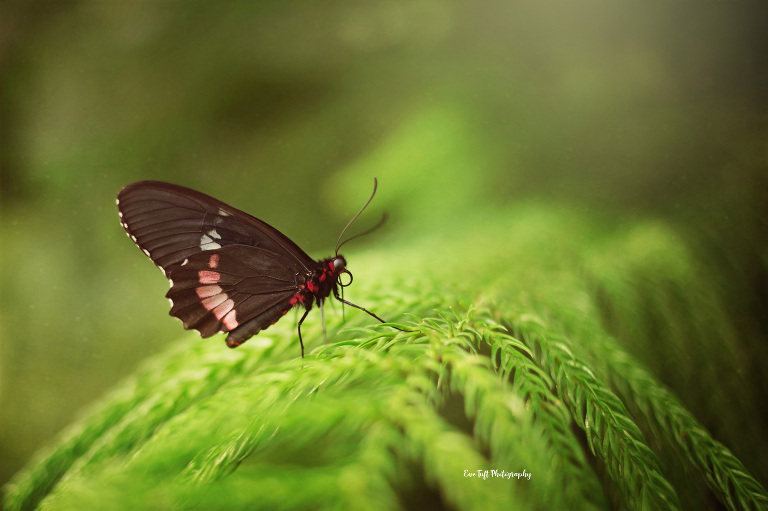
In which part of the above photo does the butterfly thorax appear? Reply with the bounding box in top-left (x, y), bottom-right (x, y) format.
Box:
top-left (290, 255), bottom-right (347, 309)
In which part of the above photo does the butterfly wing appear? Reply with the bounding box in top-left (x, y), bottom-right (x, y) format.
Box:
top-left (166, 245), bottom-right (303, 346)
top-left (117, 180), bottom-right (315, 275)
top-left (117, 181), bottom-right (315, 346)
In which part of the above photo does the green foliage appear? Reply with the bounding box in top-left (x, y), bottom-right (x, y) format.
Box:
top-left (4, 205), bottom-right (767, 511)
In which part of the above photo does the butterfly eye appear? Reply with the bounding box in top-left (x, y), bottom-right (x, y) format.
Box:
top-left (333, 256), bottom-right (346, 271)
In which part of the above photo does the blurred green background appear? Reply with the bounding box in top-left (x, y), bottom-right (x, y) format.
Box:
top-left (1, 0), bottom-right (766, 490)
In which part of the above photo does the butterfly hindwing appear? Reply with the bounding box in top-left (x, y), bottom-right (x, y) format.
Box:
top-left (166, 245), bottom-right (305, 340)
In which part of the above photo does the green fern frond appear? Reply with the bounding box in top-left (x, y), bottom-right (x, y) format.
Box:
top-left (599, 349), bottom-right (768, 511)
top-left (510, 320), bottom-right (680, 510)
top-left (4, 205), bottom-right (767, 511)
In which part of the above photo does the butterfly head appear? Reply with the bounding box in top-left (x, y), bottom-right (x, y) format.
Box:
top-left (332, 255), bottom-right (347, 273)
top-left (329, 255), bottom-right (351, 286)
top-left (329, 255), bottom-right (353, 289)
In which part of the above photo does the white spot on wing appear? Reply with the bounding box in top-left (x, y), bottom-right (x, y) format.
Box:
top-left (131, 235), bottom-right (137, 242)
top-left (218, 208), bottom-right (230, 217)
top-left (142, 249), bottom-right (151, 257)
top-left (181, 259), bottom-right (189, 266)
top-left (115, 198), bottom-right (120, 205)
top-left (168, 278), bottom-right (174, 288)
top-left (200, 234), bottom-right (221, 251)
top-left (207, 229), bottom-right (221, 239)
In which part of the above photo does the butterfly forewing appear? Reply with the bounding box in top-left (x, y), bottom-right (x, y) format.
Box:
top-left (117, 181), bottom-right (314, 275)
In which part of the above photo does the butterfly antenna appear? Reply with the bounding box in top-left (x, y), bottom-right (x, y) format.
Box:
top-left (336, 213), bottom-right (388, 255)
top-left (335, 178), bottom-right (379, 256)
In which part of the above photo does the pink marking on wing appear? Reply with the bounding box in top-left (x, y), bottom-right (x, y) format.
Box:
top-left (196, 285), bottom-right (223, 298)
top-left (209, 254), bottom-right (220, 268)
top-left (199, 270), bottom-right (220, 284)
top-left (222, 309), bottom-right (238, 330)
top-left (201, 294), bottom-right (227, 311)
top-left (212, 299), bottom-right (235, 321)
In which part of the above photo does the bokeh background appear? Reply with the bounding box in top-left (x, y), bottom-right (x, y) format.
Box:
top-left (2, 0), bottom-right (767, 490)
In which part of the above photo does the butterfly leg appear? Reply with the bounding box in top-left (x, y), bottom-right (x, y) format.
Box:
top-left (297, 307), bottom-right (311, 358)
top-left (333, 290), bottom-right (388, 324)
top-left (332, 289), bottom-right (413, 334)
top-left (319, 298), bottom-right (329, 344)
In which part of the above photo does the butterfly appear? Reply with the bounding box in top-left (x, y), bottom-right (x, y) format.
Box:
top-left (116, 179), bottom-right (395, 357)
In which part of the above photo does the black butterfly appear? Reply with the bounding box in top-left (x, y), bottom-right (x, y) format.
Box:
top-left (116, 179), bottom-right (394, 357)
